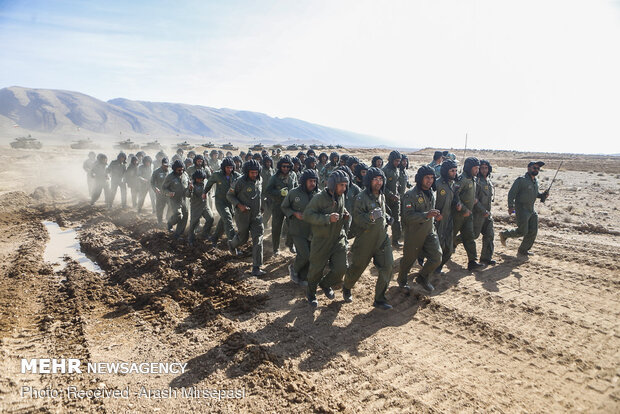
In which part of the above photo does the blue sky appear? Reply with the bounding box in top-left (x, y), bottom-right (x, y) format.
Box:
top-left (1, 0), bottom-right (619, 153)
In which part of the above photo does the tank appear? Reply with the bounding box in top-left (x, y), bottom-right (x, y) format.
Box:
top-left (249, 142), bottom-right (265, 151)
top-left (221, 142), bottom-right (239, 151)
top-left (70, 138), bottom-right (98, 149)
top-left (286, 144), bottom-right (299, 151)
top-left (141, 140), bottom-right (164, 150)
top-left (10, 136), bottom-right (42, 149)
top-left (176, 141), bottom-right (193, 150)
top-left (202, 141), bottom-right (216, 148)
top-left (114, 139), bottom-right (140, 150)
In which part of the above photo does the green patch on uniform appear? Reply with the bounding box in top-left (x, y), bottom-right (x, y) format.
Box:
top-left (440, 189), bottom-right (446, 195)
top-left (417, 196), bottom-right (424, 203)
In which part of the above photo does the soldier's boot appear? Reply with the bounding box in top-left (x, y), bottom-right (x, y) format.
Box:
top-left (467, 260), bottom-right (484, 271)
top-left (499, 232), bottom-right (507, 247)
top-left (480, 258), bottom-right (497, 266)
top-left (392, 240), bottom-right (403, 249)
top-left (273, 248), bottom-right (280, 256)
top-left (415, 275), bottom-right (434, 292)
top-left (251, 266), bottom-right (266, 277)
top-left (227, 240), bottom-right (239, 256)
top-left (397, 276), bottom-right (411, 295)
top-left (342, 287), bottom-right (353, 303)
top-left (321, 285), bottom-right (335, 300)
top-left (373, 300), bottom-right (393, 310)
top-left (434, 265), bottom-right (444, 275)
top-left (417, 257), bottom-right (424, 266)
top-left (289, 264), bottom-right (299, 284)
top-left (517, 250), bottom-right (533, 260)
top-left (306, 289), bottom-right (318, 308)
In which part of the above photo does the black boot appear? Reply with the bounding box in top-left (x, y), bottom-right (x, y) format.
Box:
top-left (342, 287), bottom-right (353, 303)
top-left (415, 275), bottom-right (435, 292)
top-left (467, 260), bottom-right (484, 271)
top-left (251, 266), bottom-right (266, 277)
top-left (373, 300), bottom-right (393, 310)
top-left (321, 286), bottom-right (335, 300)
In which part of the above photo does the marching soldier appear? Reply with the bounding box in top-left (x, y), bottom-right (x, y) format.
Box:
top-left (354, 163), bottom-right (369, 190)
top-left (107, 152), bottom-right (127, 208)
top-left (124, 155), bottom-right (140, 208)
top-left (499, 161), bottom-right (549, 258)
top-left (281, 169), bottom-right (319, 286)
top-left (187, 170), bottom-right (214, 246)
top-left (205, 157), bottom-right (240, 245)
top-left (343, 167), bottom-right (394, 310)
top-left (83, 152), bottom-right (96, 196)
top-left (398, 166), bottom-right (443, 292)
top-left (266, 156), bottom-right (298, 255)
top-left (398, 155), bottom-right (411, 194)
top-left (227, 160), bottom-right (266, 276)
top-left (428, 151), bottom-right (444, 178)
top-left (453, 157), bottom-right (484, 271)
top-left (136, 156), bottom-right (155, 214)
top-left (434, 159), bottom-right (458, 274)
top-left (303, 170), bottom-right (350, 308)
top-left (319, 152), bottom-right (339, 189)
top-left (90, 153), bottom-right (110, 206)
top-left (186, 154), bottom-right (209, 179)
top-left (473, 160), bottom-right (496, 265)
top-left (383, 150), bottom-right (403, 248)
top-left (162, 159), bottom-right (190, 239)
top-left (371, 155), bottom-right (383, 168)
top-left (151, 157), bottom-right (170, 225)
top-left (261, 156), bottom-right (275, 227)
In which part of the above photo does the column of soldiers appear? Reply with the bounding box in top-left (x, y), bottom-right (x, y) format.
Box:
top-left (85, 147), bottom-right (551, 309)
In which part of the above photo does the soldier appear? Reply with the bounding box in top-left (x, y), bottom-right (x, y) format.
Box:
top-left (244, 151), bottom-right (253, 162)
top-left (317, 152), bottom-right (328, 173)
top-left (433, 159), bottom-right (458, 274)
top-left (428, 151), bottom-right (444, 178)
top-left (303, 170), bottom-right (350, 308)
top-left (136, 156), bottom-right (155, 214)
top-left (90, 153), bottom-right (110, 206)
top-left (297, 151), bottom-right (306, 165)
top-left (83, 151), bottom-right (96, 196)
top-left (124, 155), bottom-right (140, 208)
top-left (398, 166), bottom-right (443, 292)
top-left (319, 152), bottom-right (339, 189)
top-left (453, 157), bottom-right (484, 271)
top-left (371, 155), bottom-right (383, 168)
top-left (383, 150), bottom-right (403, 248)
top-left (346, 156), bottom-right (359, 175)
top-left (107, 152), bottom-right (127, 208)
top-left (163, 159), bottom-right (190, 239)
top-left (155, 150), bottom-right (167, 165)
top-left (306, 149), bottom-right (316, 159)
top-left (187, 150), bottom-right (196, 160)
top-left (304, 156), bottom-right (318, 172)
top-left (171, 148), bottom-right (184, 163)
top-left (291, 157), bottom-right (302, 174)
top-left (337, 165), bottom-right (360, 238)
top-left (261, 156), bottom-right (275, 227)
top-left (151, 157), bottom-right (170, 224)
top-left (339, 154), bottom-right (350, 167)
top-left (266, 156), bottom-right (298, 255)
top-left (183, 157), bottom-right (193, 171)
top-left (399, 155), bottom-right (411, 194)
top-left (499, 161), bottom-right (549, 259)
top-left (208, 149), bottom-right (220, 171)
top-left (135, 151), bottom-right (145, 164)
top-left (227, 160), bottom-right (266, 276)
top-left (354, 162), bottom-right (369, 190)
top-left (187, 170), bottom-right (214, 246)
top-left (473, 160), bottom-right (496, 265)
top-left (281, 169), bottom-right (319, 286)
top-left (205, 157), bottom-right (241, 245)
top-left (273, 148), bottom-right (282, 164)
top-left (343, 167), bottom-right (394, 310)
top-left (186, 154), bottom-right (208, 179)
top-left (232, 156), bottom-right (242, 172)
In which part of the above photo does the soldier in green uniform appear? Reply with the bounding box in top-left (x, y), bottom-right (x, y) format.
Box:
top-left (473, 160), bottom-right (496, 265)
top-left (107, 152), bottom-right (127, 208)
top-left (205, 157), bottom-right (240, 245)
top-left (136, 156), bottom-right (155, 214)
top-left (399, 155), bottom-right (411, 194)
top-left (266, 156), bottom-right (298, 255)
top-left (207, 150), bottom-right (220, 172)
top-left (398, 165), bottom-right (443, 292)
top-left (343, 167), bottom-right (394, 309)
top-left (303, 170), bottom-right (350, 308)
top-left (383, 150), bottom-right (403, 248)
top-left (90, 153), bottom-right (110, 205)
top-left (186, 154), bottom-right (209, 180)
top-left (499, 161), bottom-right (549, 258)
top-left (261, 156), bottom-right (275, 227)
top-left (227, 160), bottom-right (266, 276)
top-left (272, 148), bottom-right (282, 164)
top-left (453, 157), bottom-right (484, 271)
top-left (434, 159), bottom-right (458, 274)
top-left (163, 159), bottom-right (190, 239)
top-left (317, 152), bottom-right (328, 175)
top-left (371, 155), bottom-right (383, 168)
top-left (281, 169), bottom-right (319, 286)
top-left (337, 165), bottom-right (360, 238)
top-left (83, 152), bottom-right (96, 197)
top-left (319, 152), bottom-right (339, 189)
top-left (124, 155), bottom-right (140, 208)
top-left (354, 162), bottom-right (369, 190)
top-left (187, 170), bottom-right (214, 246)
top-left (428, 151), bottom-right (444, 178)
top-left (151, 157), bottom-right (170, 225)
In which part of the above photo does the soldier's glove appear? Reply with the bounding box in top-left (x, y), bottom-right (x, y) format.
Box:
top-left (280, 188), bottom-right (289, 197)
top-left (540, 190), bottom-right (549, 203)
top-left (370, 207), bottom-right (383, 221)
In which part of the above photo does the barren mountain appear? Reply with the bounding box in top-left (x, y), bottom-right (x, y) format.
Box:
top-left (0, 86), bottom-right (381, 146)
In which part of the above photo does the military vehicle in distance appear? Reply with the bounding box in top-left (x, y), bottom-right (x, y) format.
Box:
top-left (176, 141), bottom-right (193, 150)
top-left (221, 142), bottom-right (239, 151)
top-left (142, 140), bottom-right (164, 150)
top-left (10, 135), bottom-right (42, 149)
top-left (115, 139), bottom-right (140, 150)
top-left (202, 141), bottom-right (216, 148)
top-left (249, 142), bottom-right (265, 151)
top-left (286, 144), bottom-right (300, 151)
top-left (70, 138), bottom-right (98, 149)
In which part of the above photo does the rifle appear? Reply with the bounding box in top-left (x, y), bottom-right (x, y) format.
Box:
top-left (542, 160), bottom-right (563, 203)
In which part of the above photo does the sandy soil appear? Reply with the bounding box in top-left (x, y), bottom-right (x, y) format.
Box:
top-left (0, 145), bottom-right (618, 413)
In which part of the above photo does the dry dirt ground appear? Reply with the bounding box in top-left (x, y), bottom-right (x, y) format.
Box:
top-left (0, 145), bottom-right (619, 413)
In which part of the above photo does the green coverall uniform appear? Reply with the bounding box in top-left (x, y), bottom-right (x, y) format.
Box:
top-left (266, 171), bottom-right (297, 252)
top-left (473, 175), bottom-right (494, 262)
top-left (206, 170), bottom-right (240, 242)
top-left (162, 171), bottom-right (190, 237)
top-left (187, 180), bottom-right (214, 244)
top-left (453, 173), bottom-right (478, 262)
top-left (382, 164), bottom-right (402, 244)
top-left (150, 166), bottom-right (169, 224)
top-left (227, 176), bottom-right (264, 268)
top-left (281, 185), bottom-right (316, 282)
